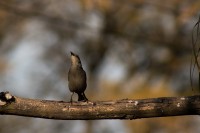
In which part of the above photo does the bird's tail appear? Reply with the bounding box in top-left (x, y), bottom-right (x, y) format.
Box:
top-left (78, 93), bottom-right (88, 102)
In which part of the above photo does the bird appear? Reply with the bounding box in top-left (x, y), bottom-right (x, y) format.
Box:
top-left (68, 51), bottom-right (88, 102)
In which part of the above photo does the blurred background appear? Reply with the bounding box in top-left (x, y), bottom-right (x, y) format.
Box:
top-left (0, 0), bottom-right (200, 133)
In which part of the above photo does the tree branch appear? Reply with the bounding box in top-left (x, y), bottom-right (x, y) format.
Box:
top-left (0, 91), bottom-right (200, 120)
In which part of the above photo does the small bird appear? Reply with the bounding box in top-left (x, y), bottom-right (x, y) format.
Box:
top-left (68, 51), bottom-right (88, 102)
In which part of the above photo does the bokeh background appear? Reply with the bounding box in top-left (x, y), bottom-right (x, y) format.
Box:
top-left (0, 0), bottom-right (200, 133)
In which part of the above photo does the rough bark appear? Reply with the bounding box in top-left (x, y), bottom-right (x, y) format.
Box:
top-left (0, 91), bottom-right (200, 120)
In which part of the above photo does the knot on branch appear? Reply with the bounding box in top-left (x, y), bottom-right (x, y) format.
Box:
top-left (0, 91), bottom-right (15, 106)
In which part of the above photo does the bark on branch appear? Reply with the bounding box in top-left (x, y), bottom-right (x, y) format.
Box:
top-left (0, 91), bottom-right (200, 120)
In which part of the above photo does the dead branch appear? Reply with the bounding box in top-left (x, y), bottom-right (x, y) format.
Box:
top-left (0, 91), bottom-right (200, 120)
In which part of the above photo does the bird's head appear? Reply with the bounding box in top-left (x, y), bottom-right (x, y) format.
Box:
top-left (70, 51), bottom-right (82, 67)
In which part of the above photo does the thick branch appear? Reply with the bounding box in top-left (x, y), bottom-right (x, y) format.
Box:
top-left (0, 91), bottom-right (200, 120)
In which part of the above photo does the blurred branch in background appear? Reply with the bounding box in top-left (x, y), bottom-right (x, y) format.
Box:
top-left (191, 15), bottom-right (200, 91)
top-left (0, 1), bottom-right (82, 33)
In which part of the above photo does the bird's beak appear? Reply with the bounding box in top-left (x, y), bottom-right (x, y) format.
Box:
top-left (70, 51), bottom-right (75, 56)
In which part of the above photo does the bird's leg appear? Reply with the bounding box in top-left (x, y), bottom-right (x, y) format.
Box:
top-left (70, 92), bottom-right (74, 104)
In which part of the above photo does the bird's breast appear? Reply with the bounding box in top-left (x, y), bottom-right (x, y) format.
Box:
top-left (68, 68), bottom-right (87, 93)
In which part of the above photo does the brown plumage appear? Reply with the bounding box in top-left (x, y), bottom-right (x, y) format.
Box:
top-left (68, 52), bottom-right (88, 102)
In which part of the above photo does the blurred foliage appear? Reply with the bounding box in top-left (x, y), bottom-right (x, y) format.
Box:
top-left (0, 0), bottom-right (200, 133)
